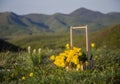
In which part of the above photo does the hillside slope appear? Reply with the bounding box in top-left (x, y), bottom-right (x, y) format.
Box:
top-left (10, 24), bottom-right (120, 49)
top-left (90, 24), bottom-right (120, 49)
top-left (0, 39), bottom-right (23, 52)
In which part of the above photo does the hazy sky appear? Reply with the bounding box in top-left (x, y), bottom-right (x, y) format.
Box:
top-left (0, 0), bottom-right (120, 15)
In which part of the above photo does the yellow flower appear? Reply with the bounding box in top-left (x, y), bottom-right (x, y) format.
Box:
top-left (66, 43), bottom-right (70, 49)
top-left (51, 44), bottom-right (88, 70)
top-left (22, 76), bottom-right (25, 80)
top-left (78, 52), bottom-right (82, 56)
top-left (73, 47), bottom-right (81, 52)
top-left (77, 64), bottom-right (81, 69)
top-left (53, 54), bottom-right (65, 67)
top-left (54, 59), bottom-right (65, 67)
top-left (72, 55), bottom-right (79, 64)
top-left (50, 55), bottom-right (55, 60)
top-left (91, 43), bottom-right (95, 48)
top-left (29, 72), bottom-right (33, 77)
top-left (61, 62), bottom-right (65, 67)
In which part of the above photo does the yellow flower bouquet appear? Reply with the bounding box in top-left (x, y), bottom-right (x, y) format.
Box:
top-left (50, 44), bottom-right (88, 71)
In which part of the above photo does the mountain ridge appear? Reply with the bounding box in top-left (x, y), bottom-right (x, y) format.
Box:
top-left (0, 7), bottom-right (120, 36)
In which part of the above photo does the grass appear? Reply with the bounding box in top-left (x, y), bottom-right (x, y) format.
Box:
top-left (9, 34), bottom-right (70, 49)
top-left (0, 47), bottom-right (120, 84)
top-left (8, 33), bottom-right (89, 51)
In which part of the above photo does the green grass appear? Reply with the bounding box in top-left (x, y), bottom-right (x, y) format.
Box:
top-left (0, 48), bottom-right (120, 84)
top-left (9, 34), bottom-right (70, 49)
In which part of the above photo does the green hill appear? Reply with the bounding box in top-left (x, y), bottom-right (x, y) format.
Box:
top-left (9, 24), bottom-right (120, 49)
top-left (0, 12), bottom-right (51, 36)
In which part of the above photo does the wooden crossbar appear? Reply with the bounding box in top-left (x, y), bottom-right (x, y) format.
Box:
top-left (71, 26), bottom-right (87, 29)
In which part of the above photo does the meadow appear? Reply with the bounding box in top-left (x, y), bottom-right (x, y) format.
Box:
top-left (0, 42), bottom-right (120, 84)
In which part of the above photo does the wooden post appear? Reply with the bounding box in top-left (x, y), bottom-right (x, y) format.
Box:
top-left (85, 25), bottom-right (88, 52)
top-left (70, 26), bottom-right (73, 48)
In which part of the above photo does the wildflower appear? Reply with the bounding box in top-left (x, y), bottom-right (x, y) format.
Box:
top-left (78, 52), bottom-right (82, 56)
top-left (95, 56), bottom-right (98, 59)
top-left (28, 46), bottom-right (31, 54)
top-left (85, 61), bottom-right (89, 66)
top-left (22, 76), bottom-right (25, 80)
top-left (77, 64), bottom-right (81, 69)
top-left (94, 56), bottom-right (98, 60)
top-left (51, 44), bottom-right (88, 71)
top-left (50, 55), bottom-right (55, 60)
top-left (33, 49), bottom-right (36, 54)
top-left (66, 66), bottom-right (69, 71)
top-left (73, 47), bottom-right (81, 52)
top-left (54, 59), bottom-right (65, 67)
top-left (91, 43), bottom-right (95, 48)
top-left (29, 72), bottom-right (33, 77)
top-left (81, 64), bottom-right (84, 71)
top-left (72, 55), bottom-right (79, 64)
top-left (53, 55), bottom-right (65, 67)
top-left (66, 43), bottom-right (70, 49)
top-left (38, 48), bottom-right (41, 54)
top-left (61, 62), bottom-right (65, 67)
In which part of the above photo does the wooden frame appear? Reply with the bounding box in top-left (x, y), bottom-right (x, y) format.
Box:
top-left (70, 25), bottom-right (89, 52)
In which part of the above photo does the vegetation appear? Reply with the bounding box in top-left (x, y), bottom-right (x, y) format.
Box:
top-left (0, 44), bottom-right (120, 84)
top-left (50, 44), bottom-right (88, 70)
top-left (5, 24), bottom-right (119, 50)
top-left (10, 34), bottom-right (70, 49)
top-left (0, 18), bottom-right (120, 83)
top-left (90, 24), bottom-right (120, 49)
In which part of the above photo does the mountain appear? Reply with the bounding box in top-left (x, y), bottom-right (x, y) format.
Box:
top-left (0, 8), bottom-right (120, 36)
top-left (0, 12), bottom-right (27, 26)
top-left (0, 12), bottom-right (50, 36)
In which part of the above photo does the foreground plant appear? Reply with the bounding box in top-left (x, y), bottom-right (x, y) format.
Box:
top-left (50, 44), bottom-right (88, 71)
top-left (27, 46), bottom-right (41, 67)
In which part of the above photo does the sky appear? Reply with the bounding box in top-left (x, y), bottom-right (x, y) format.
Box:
top-left (0, 0), bottom-right (120, 15)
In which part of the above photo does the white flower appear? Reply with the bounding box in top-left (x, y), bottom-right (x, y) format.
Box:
top-left (28, 46), bottom-right (31, 54)
top-left (33, 49), bottom-right (36, 54)
top-left (38, 48), bottom-right (41, 54)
